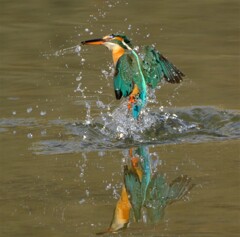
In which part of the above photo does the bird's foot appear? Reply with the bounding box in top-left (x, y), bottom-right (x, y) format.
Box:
top-left (129, 148), bottom-right (139, 168)
top-left (127, 95), bottom-right (136, 110)
top-left (131, 157), bottom-right (139, 168)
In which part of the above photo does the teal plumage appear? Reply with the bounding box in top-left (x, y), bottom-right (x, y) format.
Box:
top-left (114, 54), bottom-right (134, 99)
top-left (81, 34), bottom-right (185, 119)
top-left (123, 166), bottom-right (142, 221)
top-left (123, 146), bottom-right (194, 224)
top-left (145, 174), bottom-right (194, 223)
top-left (123, 146), bottom-right (151, 221)
top-left (113, 45), bottom-right (184, 118)
top-left (142, 45), bottom-right (184, 86)
top-left (114, 48), bottom-right (148, 119)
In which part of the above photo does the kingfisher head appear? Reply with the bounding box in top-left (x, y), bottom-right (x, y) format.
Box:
top-left (81, 34), bottom-right (132, 50)
top-left (82, 34), bottom-right (132, 65)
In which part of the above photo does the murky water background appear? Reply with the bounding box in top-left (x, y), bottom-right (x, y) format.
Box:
top-left (0, 0), bottom-right (239, 236)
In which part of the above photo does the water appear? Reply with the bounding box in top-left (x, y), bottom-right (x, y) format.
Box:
top-left (0, 0), bottom-right (239, 236)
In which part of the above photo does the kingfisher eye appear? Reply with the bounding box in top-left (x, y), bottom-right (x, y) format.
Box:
top-left (110, 34), bottom-right (115, 38)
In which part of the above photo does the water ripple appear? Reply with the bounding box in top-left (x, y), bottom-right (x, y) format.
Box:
top-left (31, 106), bottom-right (240, 154)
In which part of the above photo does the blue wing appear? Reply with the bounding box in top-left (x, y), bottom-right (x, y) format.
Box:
top-left (142, 45), bottom-right (184, 87)
top-left (114, 54), bottom-right (134, 100)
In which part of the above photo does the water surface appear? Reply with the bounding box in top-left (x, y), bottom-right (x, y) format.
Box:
top-left (0, 0), bottom-right (239, 236)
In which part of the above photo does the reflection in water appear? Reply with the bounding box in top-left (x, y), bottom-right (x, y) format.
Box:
top-left (97, 146), bottom-right (194, 235)
top-left (0, 0), bottom-right (239, 236)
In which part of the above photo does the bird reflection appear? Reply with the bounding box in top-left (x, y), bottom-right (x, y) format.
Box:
top-left (97, 146), bottom-right (194, 235)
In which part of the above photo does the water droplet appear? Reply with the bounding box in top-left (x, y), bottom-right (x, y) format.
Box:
top-left (27, 107), bottom-right (32, 113)
top-left (134, 46), bottom-right (139, 51)
top-left (79, 199), bottom-right (85, 205)
top-left (119, 133), bottom-right (124, 139)
top-left (96, 100), bottom-right (105, 109)
top-left (12, 111), bottom-right (16, 115)
top-left (80, 173), bottom-right (84, 178)
top-left (40, 111), bottom-right (46, 116)
top-left (75, 45), bottom-right (81, 53)
top-left (105, 183), bottom-right (112, 190)
top-left (76, 76), bottom-right (82, 81)
top-left (27, 133), bottom-right (33, 139)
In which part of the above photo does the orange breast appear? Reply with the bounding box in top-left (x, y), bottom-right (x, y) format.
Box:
top-left (116, 186), bottom-right (131, 220)
top-left (112, 45), bottom-right (125, 65)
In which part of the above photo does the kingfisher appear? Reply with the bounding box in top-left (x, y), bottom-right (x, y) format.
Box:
top-left (81, 34), bottom-right (184, 119)
top-left (96, 146), bottom-right (194, 234)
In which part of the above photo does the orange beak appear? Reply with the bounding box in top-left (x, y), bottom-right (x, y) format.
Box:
top-left (81, 38), bottom-right (105, 45)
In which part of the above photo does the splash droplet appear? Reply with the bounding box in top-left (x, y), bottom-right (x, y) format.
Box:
top-left (27, 133), bottom-right (33, 139)
top-left (79, 199), bottom-right (85, 205)
top-left (75, 45), bottom-right (81, 53)
top-left (40, 111), bottom-right (46, 116)
top-left (27, 107), bottom-right (32, 113)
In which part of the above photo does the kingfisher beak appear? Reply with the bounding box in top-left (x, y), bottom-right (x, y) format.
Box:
top-left (81, 38), bottom-right (105, 45)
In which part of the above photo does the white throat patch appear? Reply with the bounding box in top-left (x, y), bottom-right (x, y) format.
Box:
top-left (103, 42), bottom-right (119, 51)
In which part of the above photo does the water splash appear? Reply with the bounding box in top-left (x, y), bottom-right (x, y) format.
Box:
top-left (74, 72), bottom-right (87, 97)
top-left (54, 45), bottom-right (82, 57)
top-left (27, 106), bottom-right (240, 155)
top-left (84, 102), bottom-right (93, 125)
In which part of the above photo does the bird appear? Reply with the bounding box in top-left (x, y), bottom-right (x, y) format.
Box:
top-left (81, 34), bottom-right (184, 119)
top-left (96, 146), bottom-right (150, 235)
top-left (96, 146), bottom-right (194, 234)
top-left (96, 185), bottom-right (131, 235)
top-left (145, 174), bottom-right (194, 223)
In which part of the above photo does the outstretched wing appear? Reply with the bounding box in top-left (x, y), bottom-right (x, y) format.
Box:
top-left (113, 54), bottom-right (134, 100)
top-left (142, 45), bottom-right (184, 87)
